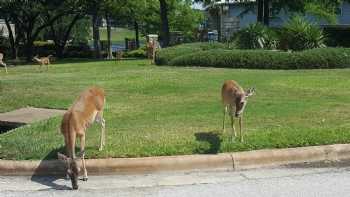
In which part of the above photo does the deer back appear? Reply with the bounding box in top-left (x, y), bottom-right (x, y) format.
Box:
top-left (69, 87), bottom-right (105, 129)
top-left (221, 80), bottom-right (244, 105)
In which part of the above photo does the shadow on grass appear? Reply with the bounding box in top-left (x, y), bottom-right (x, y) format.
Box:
top-left (30, 146), bottom-right (72, 190)
top-left (194, 131), bottom-right (222, 154)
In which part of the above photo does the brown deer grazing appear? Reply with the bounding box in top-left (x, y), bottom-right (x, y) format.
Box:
top-left (33, 55), bottom-right (52, 70)
top-left (58, 86), bottom-right (106, 190)
top-left (0, 53), bottom-right (8, 73)
top-left (221, 80), bottom-right (255, 142)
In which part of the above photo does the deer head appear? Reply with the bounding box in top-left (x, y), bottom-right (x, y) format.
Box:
top-left (58, 152), bottom-right (81, 190)
top-left (235, 87), bottom-right (255, 117)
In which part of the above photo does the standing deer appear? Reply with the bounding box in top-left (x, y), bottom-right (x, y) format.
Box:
top-left (58, 86), bottom-right (106, 190)
top-left (0, 53), bottom-right (8, 73)
top-left (222, 80), bottom-right (255, 142)
top-left (33, 55), bottom-right (52, 70)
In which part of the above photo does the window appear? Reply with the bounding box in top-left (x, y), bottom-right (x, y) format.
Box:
top-left (335, 7), bottom-right (342, 16)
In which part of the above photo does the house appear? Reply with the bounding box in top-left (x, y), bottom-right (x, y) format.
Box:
top-left (205, 0), bottom-right (350, 40)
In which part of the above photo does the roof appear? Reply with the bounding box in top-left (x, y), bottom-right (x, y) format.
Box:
top-left (205, 0), bottom-right (255, 10)
top-left (213, 0), bottom-right (256, 5)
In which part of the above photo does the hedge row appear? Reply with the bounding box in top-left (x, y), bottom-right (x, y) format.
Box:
top-left (155, 42), bottom-right (229, 65)
top-left (158, 48), bottom-right (350, 69)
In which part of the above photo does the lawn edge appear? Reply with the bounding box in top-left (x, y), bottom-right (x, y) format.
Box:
top-left (1, 144), bottom-right (349, 176)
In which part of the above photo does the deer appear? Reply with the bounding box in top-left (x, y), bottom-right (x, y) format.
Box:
top-left (221, 80), bottom-right (255, 142)
top-left (116, 50), bottom-right (123, 61)
top-left (57, 86), bottom-right (106, 190)
top-left (33, 55), bottom-right (52, 70)
top-left (0, 53), bottom-right (8, 73)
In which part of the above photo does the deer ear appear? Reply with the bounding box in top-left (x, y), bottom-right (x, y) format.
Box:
top-left (245, 87), bottom-right (255, 97)
top-left (57, 152), bottom-right (68, 161)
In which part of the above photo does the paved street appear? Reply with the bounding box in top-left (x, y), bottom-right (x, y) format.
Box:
top-left (1, 162), bottom-right (350, 197)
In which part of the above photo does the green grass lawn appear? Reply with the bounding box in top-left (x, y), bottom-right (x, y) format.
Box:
top-left (99, 27), bottom-right (145, 45)
top-left (0, 59), bottom-right (350, 160)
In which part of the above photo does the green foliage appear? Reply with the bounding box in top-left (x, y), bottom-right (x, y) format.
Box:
top-left (233, 23), bottom-right (278, 49)
top-left (71, 17), bottom-right (91, 45)
top-left (155, 42), bottom-right (229, 65)
top-left (279, 15), bottom-right (326, 51)
top-left (33, 41), bottom-right (56, 56)
top-left (167, 48), bottom-right (350, 69)
top-left (134, 0), bottom-right (203, 42)
top-left (123, 48), bottom-right (147, 58)
top-left (64, 44), bottom-right (93, 58)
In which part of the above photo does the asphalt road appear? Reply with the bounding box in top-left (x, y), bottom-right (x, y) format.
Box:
top-left (1, 161), bottom-right (350, 197)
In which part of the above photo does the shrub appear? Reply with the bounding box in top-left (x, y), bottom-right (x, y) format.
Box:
top-left (280, 15), bottom-right (326, 51)
top-left (33, 41), bottom-right (55, 56)
top-left (233, 23), bottom-right (278, 50)
top-left (155, 42), bottom-right (229, 65)
top-left (63, 44), bottom-right (93, 58)
top-left (168, 48), bottom-right (350, 69)
top-left (123, 48), bottom-right (147, 58)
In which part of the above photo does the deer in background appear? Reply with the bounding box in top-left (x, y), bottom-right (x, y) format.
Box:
top-left (58, 86), bottom-right (106, 190)
top-left (33, 55), bottom-right (52, 70)
top-left (0, 53), bottom-right (8, 73)
top-left (222, 80), bottom-right (255, 142)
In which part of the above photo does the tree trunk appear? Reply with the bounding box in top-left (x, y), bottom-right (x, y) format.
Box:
top-left (106, 14), bottom-right (113, 59)
top-left (92, 13), bottom-right (101, 59)
top-left (159, 0), bottom-right (170, 47)
top-left (257, 0), bottom-right (264, 23)
top-left (51, 14), bottom-right (81, 58)
top-left (134, 21), bottom-right (140, 49)
top-left (4, 17), bottom-right (18, 59)
top-left (263, 0), bottom-right (270, 26)
top-left (25, 39), bottom-right (34, 62)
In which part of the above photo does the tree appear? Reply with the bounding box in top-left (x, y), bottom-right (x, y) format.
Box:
top-left (159, 0), bottom-right (170, 47)
top-left (119, 0), bottom-right (148, 49)
top-left (0, 0), bottom-right (73, 61)
top-left (85, 0), bottom-right (103, 59)
top-left (48, 0), bottom-right (86, 58)
top-left (138, 0), bottom-right (202, 45)
top-left (102, 0), bottom-right (128, 59)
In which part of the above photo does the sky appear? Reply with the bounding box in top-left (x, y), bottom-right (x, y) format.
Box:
top-left (191, 2), bottom-right (204, 10)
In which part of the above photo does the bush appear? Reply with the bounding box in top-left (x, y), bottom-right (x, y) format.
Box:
top-left (33, 41), bottom-right (55, 56)
top-left (123, 48), bottom-right (147, 58)
top-left (167, 48), bottom-right (350, 69)
top-left (280, 15), bottom-right (326, 51)
top-left (155, 42), bottom-right (229, 65)
top-left (233, 23), bottom-right (278, 50)
top-left (63, 44), bottom-right (93, 58)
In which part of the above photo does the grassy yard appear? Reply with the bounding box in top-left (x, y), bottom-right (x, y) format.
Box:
top-left (99, 27), bottom-right (145, 45)
top-left (0, 59), bottom-right (350, 160)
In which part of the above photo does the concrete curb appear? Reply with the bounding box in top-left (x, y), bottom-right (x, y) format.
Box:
top-left (1, 144), bottom-right (350, 176)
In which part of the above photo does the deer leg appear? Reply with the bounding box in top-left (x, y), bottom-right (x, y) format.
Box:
top-left (79, 135), bottom-right (88, 181)
top-left (229, 115), bottom-right (236, 142)
top-left (222, 106), bottom-right (226, 133)
top-left (1, 62), bottom-right (7, 74)
top-left (99, 118), bottom-right (106, 150)
top-left (230, 114), bottom-right (236, 139)
top-left (239, 116), bottom-right (243, 142)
